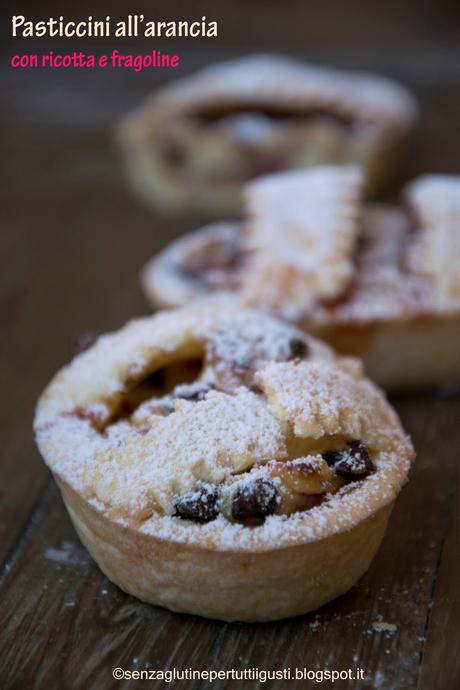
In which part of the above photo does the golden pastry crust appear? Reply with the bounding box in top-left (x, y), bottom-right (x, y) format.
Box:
top-left (58, 478), bottom-right (394, 622)
top-left (143, 169), bottom-right (460, 390)
top-left (35, 306), bottom-right (413, 620)
top-left (117, 54), bottom-right (417, 215)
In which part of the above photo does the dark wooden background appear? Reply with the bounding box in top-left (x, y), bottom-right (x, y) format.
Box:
top-left (1, 1), bottom-right (460, 688)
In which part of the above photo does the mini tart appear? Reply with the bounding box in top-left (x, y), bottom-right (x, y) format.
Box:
top-left (117, 54), bottom-right (417, 215)
top-left (35, 307), bottom-right (413, 622)
top-left (143, 168), bottom-right (460, 391)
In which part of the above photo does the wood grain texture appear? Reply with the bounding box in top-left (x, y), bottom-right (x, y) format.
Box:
top-left (1, 5), bottom-right (460, 687)
top-left (419, 451), bottom-right (460, 690)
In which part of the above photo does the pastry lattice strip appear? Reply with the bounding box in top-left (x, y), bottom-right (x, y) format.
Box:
top-left (241, 166), bottom-right (364, 317)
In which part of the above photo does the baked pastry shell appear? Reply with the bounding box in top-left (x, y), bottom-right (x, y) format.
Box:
top-left (309, 314), bottom-right (460, 391)
top-left (57, 476), bottom-right (395, 622)
top-left (35, 307), bottom-right (412, 621)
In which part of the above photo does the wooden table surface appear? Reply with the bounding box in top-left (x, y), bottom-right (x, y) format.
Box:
top-left (1, 8), bottom-right (460, 688)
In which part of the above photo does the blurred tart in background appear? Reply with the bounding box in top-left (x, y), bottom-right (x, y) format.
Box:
top-left (117, 54), bottom-right (417, 215)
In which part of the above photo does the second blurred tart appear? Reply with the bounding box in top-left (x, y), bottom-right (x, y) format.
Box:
top-left (143, 166), bottom-right (460, 391)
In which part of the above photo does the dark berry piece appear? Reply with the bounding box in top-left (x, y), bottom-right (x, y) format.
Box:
top-left (142, 369), bottom-right (166, 388)
top-left (174, 483), bottom-right (220, 523)
top-left (322, 450), bottom-right (342, 467)
top-left (289, 338), bottom-right (309, 360)
top-left (231, 478), bottom-right (278, 524)
top-left (323, 441), bottom-right (374, 480)
top-left (334, 441), bottom-right (374, 479)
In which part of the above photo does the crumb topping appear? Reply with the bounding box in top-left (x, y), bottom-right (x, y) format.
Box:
top-left (256, 360), bottom-right (398, 448)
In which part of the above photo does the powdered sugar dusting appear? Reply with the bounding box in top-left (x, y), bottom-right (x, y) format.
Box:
top-left (92, 388), bottom-right (286, 517)
top-left (145, 173), bottom-right (460, 326)
top-left (257, 360), bottom-right (402, 450)
top-left (242, 167), bottom-right (364, 316)
top-left (369, 616), bottom-right (398, 635)
top-left (313, 205), bottom-right (437, 324)
top-left (35, 306), bottom-right (413, 550)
